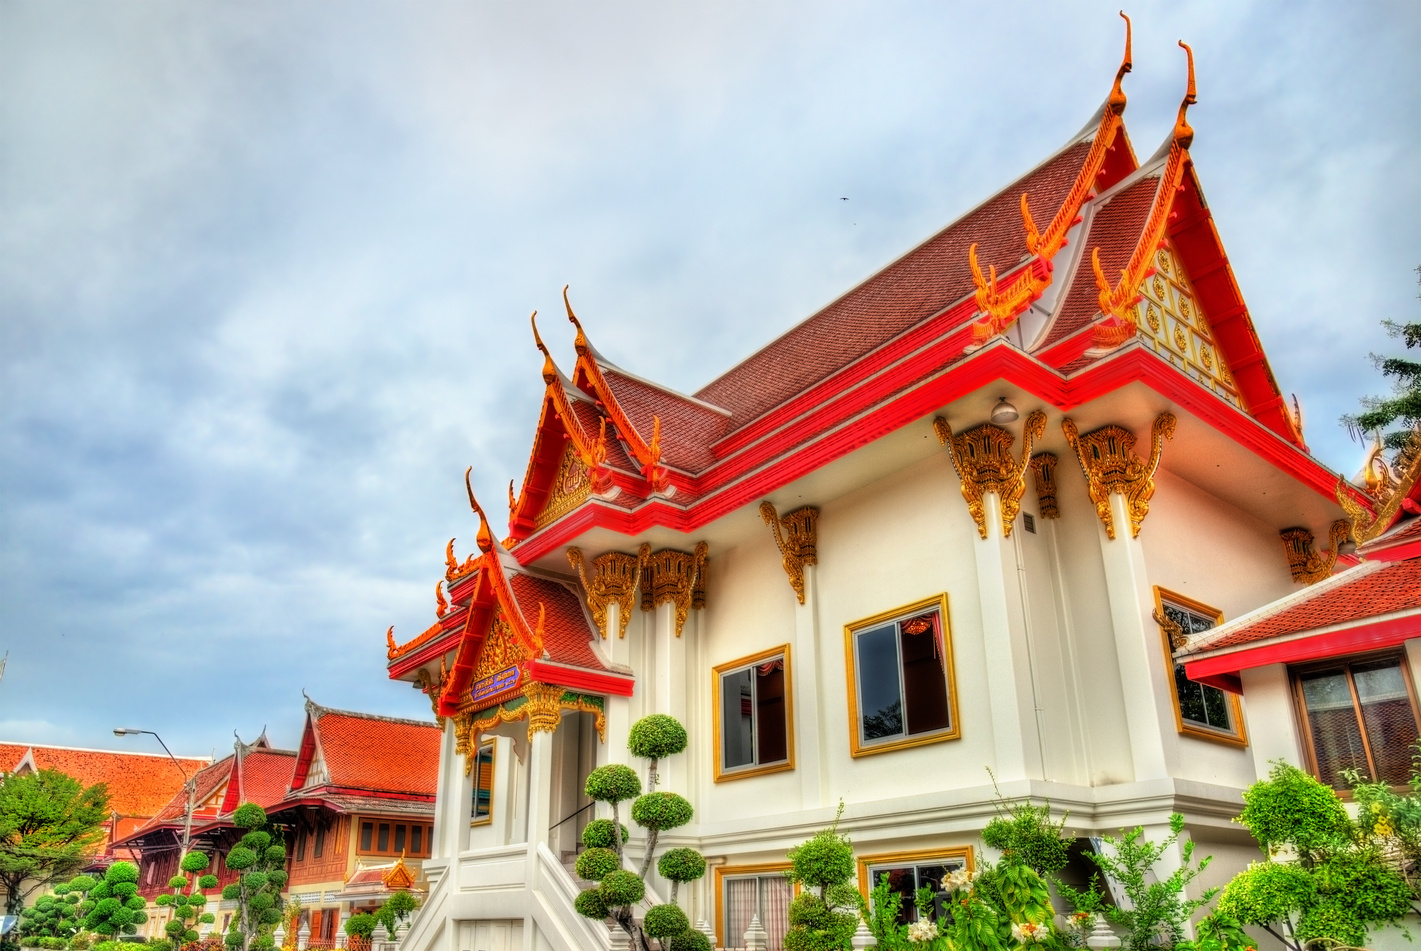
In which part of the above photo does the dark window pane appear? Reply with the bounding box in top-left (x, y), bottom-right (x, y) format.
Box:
top-left (411, 826), bottom-right (423, 855)
top-left (472, 745), bottom-right (494, 820)
top-left (314, 824), bottom-right (325, 858)
top-left (1354, 661), bottom-right (1420, 784)
top-left (756, 663), bottom-right (789, 765)
top-left (858, 625), bottom-right (903, 741)
top-left (360, 822), bottom-right (373, 852)
top-left (721, 668), bottom-right (755, 769)
top-left (1302, 670), bottom-right (1368, 788)
top-left (900, 615), bottom-right (950, 736)
top-left (296, 832), bottom-right (305, 861)
top-left (1175, 663), bottom-right (1209, 725)
top-left (377, 823), bottom-right (390, 852)
top-left (870, 867), bottom-right (916, 926)
top-left (1201, 682), bottom-right (1231, 730)
top-left (394, 825), bottom-right (407, 853)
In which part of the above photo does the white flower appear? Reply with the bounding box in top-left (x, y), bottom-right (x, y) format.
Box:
top-left (907, 919), bottom-right (940, 943)
top-left (1011, 921), bottom-right (1047, 944)
top-left (941, 867), bottom-right (972, 892)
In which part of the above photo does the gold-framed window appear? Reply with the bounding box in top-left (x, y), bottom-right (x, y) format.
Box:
top-left (1154, 588), bottom-right (1247, 747)
top-left (470, 741), bottom-right (495, 825)
top-left (857, 847), bottom-right (974, 926)
top-left (714, 863), bottom-right (794, 951)
top-left (1292, 652), bottom-right (1421, 790)
top-left (712, 645), bottom-right (794, 782)
top-left (844, 594), bottom-right (960, 757)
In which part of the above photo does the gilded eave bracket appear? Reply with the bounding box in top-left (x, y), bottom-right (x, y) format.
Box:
top-left (759, 502), bottom-right (819, 604)
top-left (1029, 453), bottom-right (1061, 519)
top-left (567, 546), bottom-right (648, 638)
top-left (933, 410), bottom-right (1046, 538)
top-left (1062, 412), bottom-right (1177, 539)
top-left (1280, 521), bottom-right (1349, 585)
top-left (640, 542), bottom-right (709, 637)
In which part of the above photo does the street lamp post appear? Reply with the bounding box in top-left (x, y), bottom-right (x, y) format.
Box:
top-left (113, 729), bottom-right (197, 865)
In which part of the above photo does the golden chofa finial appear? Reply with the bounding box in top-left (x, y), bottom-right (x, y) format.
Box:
top-left (564, 285), bottom-right (591, 357)
top-left (1108, 11), bottom-right (1133, 115)
top-left (530, 311), bottom-right (558, 385)
top-left (1174, 40), bottom-right (1197, 150)
top-left (464, 467), bottom-right (494, 553)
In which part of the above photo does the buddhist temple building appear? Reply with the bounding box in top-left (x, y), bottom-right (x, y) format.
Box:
top-left (379, 21), bottom-right (1417, 951)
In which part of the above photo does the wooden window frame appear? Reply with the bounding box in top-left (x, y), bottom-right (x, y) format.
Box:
top-left (856, 846), bottom-right (975, 920)
top-left (356, 820), bottom-right (433, 858)
top-left (1290, 650), bottom-right (1421, 791)
top-left (470, 741), bottom-right (496, 827)
top-left (712, 644), bottom-right (796, 782)
top-left (713, 862), bottom-right (796, 950)
top-left (844, 594), bottom-right (960, 757)
top-left (1153, 587), bottom-right (1247, 748)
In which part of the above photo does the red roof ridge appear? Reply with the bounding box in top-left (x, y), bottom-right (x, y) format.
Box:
top-left (306, 696), bottom-right (439, 732)
top-left (0, 743), bottom-right (211, 764)
top-left (1177, 558), bottom-right (1391, 657)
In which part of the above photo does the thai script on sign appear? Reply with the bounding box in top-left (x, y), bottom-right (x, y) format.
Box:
top-left (471, 665), bottom-right (520, 704)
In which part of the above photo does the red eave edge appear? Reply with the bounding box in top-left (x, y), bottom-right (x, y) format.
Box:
top-left (528, 659), bottom-right (635, 697)
top-left (1183, 614), bottom-right (1421, 694)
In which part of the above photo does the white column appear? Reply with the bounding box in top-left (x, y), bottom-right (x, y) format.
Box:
top-left (793, 562), bottom-right (826, 808)
top-left (525, 726), bottom-right (556, 884)
top-left (652, 601), bottom-right (688, 792)
top-left (1097, 492), bottom-right (1171, 781)
top-left (972, 493), bottom-right (1041, 781)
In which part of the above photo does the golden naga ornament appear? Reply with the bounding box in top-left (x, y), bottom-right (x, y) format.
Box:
top-left (415, 658), bottom-right (450, 728)
top-left (1336, 427), bottom-right (1421, 545)
top-left (1029, 453), bottom-right (1061, 520)
top-left (435, 580), bottom-right (449, 617)
top-left (567, 546), bottom-right (647, 639)
top-left (1280, 521), bottom-right (1349, 585)
top-left (640, 541), bottom-right (709, 637)
top-left (1152, 608), bottom-right (1189, 651)
top-left (1061, 412), bottom-right (1177, 539)
top-left (933, 410), bottom-right (1047, 539)
top-left (446, 538), bottom-right (479, 582)
top-left (759, 502), bottom-right (819, 604)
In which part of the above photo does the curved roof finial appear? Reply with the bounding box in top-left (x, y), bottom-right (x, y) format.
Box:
top-left (564, 285), bottom-right (591, 357)
top-left (1108, 11), bottom-right (1133, 114)
top-left (464, 467), bottom-right (494, 553)
top-left (530, 311), bottom-right (558, 385)
top-left (1174, 40), bottom-right (1197, 149)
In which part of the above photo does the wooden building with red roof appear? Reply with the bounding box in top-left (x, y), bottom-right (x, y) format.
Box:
top-left (378, 19), bottom-right (1407, 951)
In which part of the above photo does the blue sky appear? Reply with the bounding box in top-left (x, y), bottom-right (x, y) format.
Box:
top-left (1, 1), bottom-right (1417, 758)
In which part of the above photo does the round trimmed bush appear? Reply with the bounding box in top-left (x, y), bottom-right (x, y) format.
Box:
top-left (264, 845), bottom-right (286, 865)
top-left (658, 848), bottom-right (706, 884)
top-left (631, 792), bottom-right (693, 831)
top-left (198, 874), bottom-right (218, 889)
top-left (249, 893), bottom-right (274, 914)
top-left (223, 847), bottom-right (256, 871)
top-left (1239, 763), bottom-right (1350, 854)
top-left (112, 883), bottom-right (136, 900)
top-left (67, 876), bottom-right (96, 893)
top-left (165, 922), bottom-right (185, 938)
top-left (221, 885), bottom-right (240, 901)
top-left (267, 869), bottom-right (288, 887)
top-left (168, 876), bottom-right (189, 890)
top-left (344, 913), bottom-right (376, 938)
top-left (627, 715), bottom-right (688, 760)
top-left (788, 827), bottom-right (854, 891)
top-left (643, 904), bottom-right (689, 939)
top-left (232, 803), bottom-right (266, 829)
top-left (154, 895), bottom-right (174, 908)
top-left (88, 884), bottom-right (111, 900)
top-left (666, 933), bottom-right (712, 951)
top-left (242, 872), bottom-right (268, 891)
top-left (574, 848), bottom-right (620, 882)
top-left (581, 819), bottom-right (630, 850)
top-left (259, 908), bottom-right (282, 926)
top-left (181, 851), bottom-right (209, 873)
top-left (572, 888), bottom-right (609, 921)
top-left (200, 912), bottom-right (216, 924)
top-left (598, 870), bottom-right (645, 907)
top-left (187, 892), bottom-right (207, 906)
top-left (1217, 862), bottom-right (1315, 925)
top-left (585, 765), bottom-right (641, 803)
top-left (124, 896), bottom-right (146, 911)
top-left (224, 932), bottom-right (243, 947)
top-left (106, 863), bottom-right (138, 885)
top-left (240, 831), bottom-right (271, 853)
top-left (93, 899), bottom-right (120, 918)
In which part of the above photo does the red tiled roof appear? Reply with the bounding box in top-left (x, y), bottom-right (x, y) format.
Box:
top-left (695, 140), bottom-right (1093, 430)
top-left (147, 755), bottom-right (235, 826)
top-left (312, 710), bottom-right (440, 797)
top-left (237, 747), bottom-right (298, 809)
top-left (568, 394), bottom-right (638, 473)
top-left (601, 369), bottom-right (728, 473)
top-left (510, 572), bottom-right (604, 670)
top-left (1180, 556), bottom-right (1421, 653)
top-left (0, 745), bottom-right (209, 821)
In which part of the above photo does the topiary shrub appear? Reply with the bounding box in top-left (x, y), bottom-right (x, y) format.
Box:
top-left (642, 904), bottom-right (689, 940)
top-left (1238, 762), bottom-right (1350, 858)
top-left (572, 889), bottom-right (608, 921)
top-left (584, 765), bottom-right (640, 804)
top-left (81, 863), bottom-right (146, 938)
top-left (574, 848), bottom-right (620, 882)
top-left (580, 819), bottom-right (629, 850)
top-left (657, 848), bottom-right (706, 889)
top-left (598, 870), bottom-right (645, 907)
top-left (784, 810), bottom-right (858, 951)
top-left (627, 714), bottom-right (688, 760)
top-left (630, 792), bottom-right (692, 832)
top-left (664, 932), bottom-right (711, 951)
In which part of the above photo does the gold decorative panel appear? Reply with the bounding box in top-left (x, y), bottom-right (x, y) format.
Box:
top-left (760, 502), bottom-right (819, 604)
top-left (1029, 453), bottom-right (1060, 520)
top-left (932, 411), bottom-right (1046, 539)
top-left (536, 442), bottom-right (592, 529)
top-left (1135, 242), bottom-right (1242, 408)
top-left (1280, 521), bottom-right (1348, 585)
top-left (1061, 413), bottom-right (1176, 539)
top-left (640, 542), bottom-right (709, 637)
top-left (567, 547), bottom-right (646, 638)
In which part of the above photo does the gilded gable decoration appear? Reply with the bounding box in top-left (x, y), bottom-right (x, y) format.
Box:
top-left (445, 538), bottom-right (478, 582)
top-left (932, 410), bottom-right (1047, 539)
top-left (537, 442), bottom-right (594, 529)
top-left (453, 689), bottom-right (606, 773)
top-left (640, 542), bottom-right (709, 637)
top-left (1029, 453), bottom-right (1060, 519)
top-left (1061, 412), bottom-right (1176, 539)
top-left (435, 581), bottom-right (448, 617)
top-left (1280, 522), bottom-right (1349, 585)
top-left (567, 546), bottom-right (647, 638)
top-left (1337, 429), bottom-right (1421, 545)
top-left (759, 502), bottom-right (819, 604)
top-left (523, 682), bottom-right (567, 736)
top-left (1133, 243), bottom-right (1242, 408)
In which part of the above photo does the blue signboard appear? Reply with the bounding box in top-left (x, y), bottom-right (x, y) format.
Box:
top-left (471, 665), bottom-right (521, 705)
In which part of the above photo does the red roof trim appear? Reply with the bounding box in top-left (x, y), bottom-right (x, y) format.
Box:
top-left (527, 659), bottom-right (635, 697)
top-left (1183, 613), bottom-right (1421, 693)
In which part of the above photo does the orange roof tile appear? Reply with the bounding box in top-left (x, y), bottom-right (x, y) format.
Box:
top-left (0, 744), bottom-right (209, 820)
top-left (311, 708), bottom-right (440, 797)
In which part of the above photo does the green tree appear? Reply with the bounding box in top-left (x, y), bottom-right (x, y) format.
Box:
top-left (374, 891), bottom-right (419, 938)
top-left (155, 850), bottom-right (218, 944)
top-left (784, 807), bottom-right (858, 951)
top-left (1342, 267), bottom-right (1421, 456)
top-left (0, 770), bottom-right (110, 927)
top-left (573, 714), bottom-right (707, 951)
top-left (79, 862), bottom-right (147, 939)
top-left (219, 805), bottom-right (288, 951)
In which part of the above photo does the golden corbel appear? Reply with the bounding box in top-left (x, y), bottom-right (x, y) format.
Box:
top-left (415, 658), bottom-right (450, 729)
top-left (1061, 412), bottom-right (1176, 539)
top-left (759, 502), bottom-right (819, 604)
top-left (1280, 521), bottom-right (1349, 585)
top-left (1029, 453), bottom-right (1060, 519)
top-left (1152, 608), bottom-right (1188, 651)
top-left (640, 542), bottom-right (709, 636)
top-left (523, 682), bottom-right (566, 738)
top-left (567, 546), bottom-right (647, 638)
top-left (933, 410), bottom-right (1046, 538)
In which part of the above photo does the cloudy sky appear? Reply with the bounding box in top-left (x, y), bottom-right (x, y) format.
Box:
top-left (1, 1), bottom-right (1417, 759)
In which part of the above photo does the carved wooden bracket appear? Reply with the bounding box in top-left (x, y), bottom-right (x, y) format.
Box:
top-left (1061, 412), bottom-right (1176, 539)
top-left (759, 502), bottom-right (819, 604)
top-left (567, 547), bottom-right (647, 638)
top-left (640, 542), bottom-right (709, 637)
top-left (1280, 521), bottom-right (1349, 585)
top-left (933, 410), bottom-right (1046, 538)
top-left (1029, 452), bottom-right (1060, 519)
